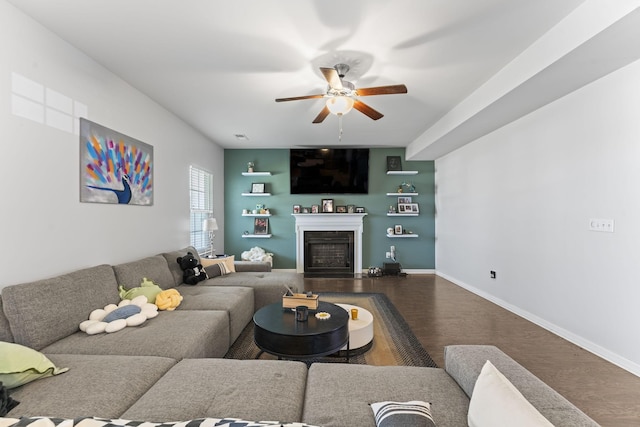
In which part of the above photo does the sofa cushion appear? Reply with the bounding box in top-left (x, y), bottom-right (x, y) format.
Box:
top-left (2, 265), bottom-right (120, 350)
top-left (6, 354), bottom-right (176, 418)
top-left (0, 342), bottom-right (69, 389)
top-left (161, 246), bottom-right (199, 286)
top-left (201, 255), bottom-right (236, 274)
top-left (122, 359), bottom-right (308, 422)
top-left (176, 285), bottom-right (254, 343)
top-left (370, 401), bottom-right (436, 427)
top-left (302, 364), bottom-right (469, 427)
top-left (41, 310), bottom-right (230, 359)
top-left (444, 345), bottom-right (599, 427)
top-left (113, 256), bottom-right (176, 290)
top-left (468, 360), bottom-right (552, 427)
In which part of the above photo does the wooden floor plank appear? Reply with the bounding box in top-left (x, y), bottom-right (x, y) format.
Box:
top-left (303, 274), bottom-right (640, 427)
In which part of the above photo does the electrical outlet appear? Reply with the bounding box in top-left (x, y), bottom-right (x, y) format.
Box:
top-left (490, 271), bottom-right (496, 279)
top-left (589, 218), bottom-right (614, 233)
top-left (386, 252), bottom-right (391, 259)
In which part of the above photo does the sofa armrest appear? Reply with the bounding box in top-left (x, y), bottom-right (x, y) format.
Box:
top-left (234, 261), bottom-right (272, 272)
top-left (444, 345), bottom-right (599, 426)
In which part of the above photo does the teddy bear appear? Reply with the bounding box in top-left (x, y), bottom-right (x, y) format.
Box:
top-left (177, 251), bottom-right (208, 285)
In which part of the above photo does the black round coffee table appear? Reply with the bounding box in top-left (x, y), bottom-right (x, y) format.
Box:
top-left (253, 301), bottom-right (349, 359)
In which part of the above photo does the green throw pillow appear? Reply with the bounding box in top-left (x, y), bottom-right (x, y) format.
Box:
top-left (0, 342), bottom-right (69, 389)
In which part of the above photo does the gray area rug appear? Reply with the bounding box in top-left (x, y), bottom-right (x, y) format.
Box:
top-left (224, 292), bottom-right (437, 367)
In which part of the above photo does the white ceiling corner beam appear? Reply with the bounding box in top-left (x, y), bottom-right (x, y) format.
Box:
top-left (406, 0), bottom-right (640, 161)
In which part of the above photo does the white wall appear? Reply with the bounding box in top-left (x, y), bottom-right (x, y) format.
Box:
top-left (0, 0), bottom-right (224, 289)
top-left (435, 58), bottom-right (640, 375)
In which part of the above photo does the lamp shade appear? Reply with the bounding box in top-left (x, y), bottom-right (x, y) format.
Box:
top-left (326, 96), bottom-right (354, 115)
top-left (203, 218), bottom-right (218, 231)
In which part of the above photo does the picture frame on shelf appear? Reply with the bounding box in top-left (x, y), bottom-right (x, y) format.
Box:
top-left (398, 196), bottom-right (412, 204)
top-left (409, 203), bottom-right (420, 213)
top-left (355, 207), bottom-right (365, 213)
top-left (398, 204), bottom-right (410, 213)
top-left (293, 205), bottom-right (301, 214)
top-left (311, 204), bottom-right (319, 213)
top-left (322, 199), bottom-right (334, 213)
top-left (394, 224), bottom-right (403, 235)
top-left (347, 205), bottom-right (355, 213)
top-left (336, 205), bottom-right (347, 213)
top-left (251, 182), bottom-right (265, 193)
top-left (254, 217), bottom-right (269, 234)
top-left (302, 207), bottom-right (310, 213)
top-left (386, 156), bottom-right (402, 171)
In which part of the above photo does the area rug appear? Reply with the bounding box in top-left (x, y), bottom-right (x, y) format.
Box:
top-left (224, 292), bottom-right (437, 367)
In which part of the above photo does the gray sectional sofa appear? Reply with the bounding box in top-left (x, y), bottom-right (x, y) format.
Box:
top-left (0, 248), bottom-right (599, 426)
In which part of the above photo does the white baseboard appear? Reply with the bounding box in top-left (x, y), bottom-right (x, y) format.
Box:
top-left (437, 271), bottom-right (640, 378)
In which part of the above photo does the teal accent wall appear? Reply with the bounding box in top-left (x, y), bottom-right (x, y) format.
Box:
top-left (224, 148), bottom-right (435, 270)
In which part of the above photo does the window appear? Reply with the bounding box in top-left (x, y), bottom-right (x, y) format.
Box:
top-left (190, 166), bottom-right (213, 254)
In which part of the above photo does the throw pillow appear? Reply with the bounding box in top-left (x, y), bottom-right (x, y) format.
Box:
top-left (0, 417), bottom-right (321, 427)
top-left (0, 342), bottom-right (69, 389)
top-left (370, 400), bottom-right (436, 427)
top-left (468, 360), bottom-right (554, 427)
top-left (203, 263), bottom-right (222, 278)
top-left (201, 255), bottom-right (236, 275)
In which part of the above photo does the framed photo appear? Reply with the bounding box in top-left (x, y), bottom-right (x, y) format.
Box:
top-left (253, 217), bottom-right (269, 234)
top-left (355, 207), bottom-right (365, 213)
top-left (311, 204), bottom-right (319, 213)
top-left (322, 199), bottom-right (334, 213)
top-left (293, 205), bottom-right (301, 214)
top-left (347, 205), bottom-right (355, 213)
top-left (394, 224), bottom-right (403, 235)
top-left (251, 182), bottom-right (265, 193)
top-left (398, 204), bottom-right (410, 213)
top-left (302, 207), bottom-right (311, 213)
top-left (398, 196), bottom-right (412, 204)
top-left (336, 205), bottom-right (347, 213)
top-left (409, 203), bottom-right (420, 213)
top-left (386, 156), bottom-right (402, 171)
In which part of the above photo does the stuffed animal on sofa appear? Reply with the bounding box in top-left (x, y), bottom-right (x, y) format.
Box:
top-left (118, 277), bottom-right (163, 303)
top-left (177, 252), bottom-right (208, 285)
top-left (155, 288), bottom-right (183, 311)
top-left (79, 295), bottom-right (158, 335)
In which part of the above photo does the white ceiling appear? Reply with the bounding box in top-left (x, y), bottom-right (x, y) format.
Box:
top-left (10, 0), bottom-right (639, 158)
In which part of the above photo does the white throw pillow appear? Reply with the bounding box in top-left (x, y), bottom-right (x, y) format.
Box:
top-left (468, 360), bottom-right (554, 427)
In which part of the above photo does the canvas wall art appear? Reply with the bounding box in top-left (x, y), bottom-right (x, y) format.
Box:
top-left (80, 118), bottom-right (153, 205)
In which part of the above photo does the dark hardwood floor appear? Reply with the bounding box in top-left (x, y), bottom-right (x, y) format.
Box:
top-left (303, 274), bottom-right (640, 427)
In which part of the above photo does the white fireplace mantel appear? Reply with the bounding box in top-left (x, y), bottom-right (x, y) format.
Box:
top-left (292, 213), bottom-right (367, 274)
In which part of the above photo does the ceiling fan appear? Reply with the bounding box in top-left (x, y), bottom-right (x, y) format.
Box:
top-left (275, 63), bottom-right (408, 123)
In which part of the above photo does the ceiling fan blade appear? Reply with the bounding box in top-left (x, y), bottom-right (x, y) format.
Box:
top-left (275, 94), bottom-right (326, 102)
top-left (356, 84), bottom-right (408, 96)
top-left (312, 106), bottom-right (331, 123)
top-left (320, 67), bottom-right (343, 90)
top-left (353, 100), bottom-right (384, 120)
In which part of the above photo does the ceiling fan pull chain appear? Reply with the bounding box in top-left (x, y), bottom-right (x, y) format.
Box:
top-left (338, 113), bottom-right (344, 141)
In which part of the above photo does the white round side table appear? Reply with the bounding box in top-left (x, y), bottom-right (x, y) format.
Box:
top-left (335, 303), bottom-right (374, 351)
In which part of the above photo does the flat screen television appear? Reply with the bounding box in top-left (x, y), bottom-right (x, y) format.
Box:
top-left (290, 148), bottom-right (369, 194)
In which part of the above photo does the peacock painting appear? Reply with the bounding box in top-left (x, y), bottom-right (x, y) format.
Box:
top-left (80, 118), bottom-right (153, 205)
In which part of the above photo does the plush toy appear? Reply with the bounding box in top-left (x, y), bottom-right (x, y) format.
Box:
top-left (118, 277), bottom-right (162, 303)
top-left (241, 246), bottom-right (273, 266)
top-left (155, 289), bottom-right (183, 311)
top-left (79, 295), bottom-right (159, 335)
top-left (177, 251), bottom-right (208, 285)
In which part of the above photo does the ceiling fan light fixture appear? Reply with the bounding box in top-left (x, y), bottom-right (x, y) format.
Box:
top-left (326, 96), bottom-right (354, 116)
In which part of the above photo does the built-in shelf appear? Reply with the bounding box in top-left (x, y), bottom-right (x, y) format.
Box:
top-left (241, 193), bottom-right (272, 196)
top-left (386, 170), bottom-right (418, 175)
top-left (386, 233), bottom-right (419, 238)
top-left (242, 172), bottom-right (272, 176)
top-left (387, 213), bottom-right (419, 217)
top-left (242, 234), bottom-right (272, 238)
top-left (386, 192), bottom-right (418, 196)
top-left (242, 213), bottom-right (272, 217)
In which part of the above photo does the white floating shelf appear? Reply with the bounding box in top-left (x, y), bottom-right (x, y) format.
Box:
top-left (241, 193), bottom-right (272, 196)
top-left (386, 193), bottom-right (418, 196)
top-left (242, 172), bottom-right (272, 176)
top-left (387, 170), bottom-right (418, 175)
top-left (242, 234), bottom-right (272, 238)
top-left (386, 234), bottom-right (419, 238)
top-left (387, 213), bottom-right (419, 217)
top-left (242, 213), bottom-right (272, 217)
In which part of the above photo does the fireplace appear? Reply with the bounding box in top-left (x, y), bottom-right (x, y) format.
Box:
top-left (293, 213), bottom-right (367, 277)
top-left (304, 231), bottom-right (354, 277)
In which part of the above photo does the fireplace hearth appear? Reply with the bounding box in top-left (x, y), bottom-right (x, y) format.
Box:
top-left (304, 231), bottom-right (354, 277)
